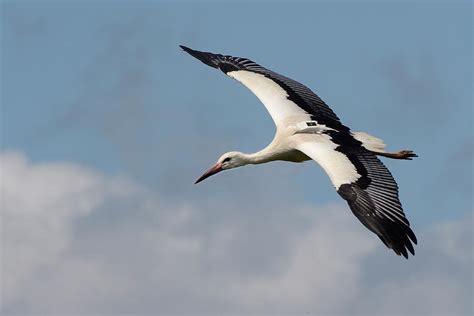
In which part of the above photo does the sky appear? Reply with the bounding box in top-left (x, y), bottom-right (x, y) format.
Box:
top-left (1, 1), bottom-right (473, 315)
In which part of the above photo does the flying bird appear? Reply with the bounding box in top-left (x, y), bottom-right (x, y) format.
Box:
top-left (181, 45), bottom-right (418, 258)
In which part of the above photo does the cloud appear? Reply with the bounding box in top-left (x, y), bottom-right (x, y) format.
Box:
top-left (0, 151), bottom-right (142, 310)
top-left (1, 151), bottom-right (472, 315)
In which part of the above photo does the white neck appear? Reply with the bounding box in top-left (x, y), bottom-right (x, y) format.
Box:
top-left (241, 147), bottom-right (280, 165)
top-left (238, 132), bottom-right (288, 165)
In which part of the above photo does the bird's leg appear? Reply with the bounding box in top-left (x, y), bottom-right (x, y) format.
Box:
top-left (372, 150), bottom-right (418, 160)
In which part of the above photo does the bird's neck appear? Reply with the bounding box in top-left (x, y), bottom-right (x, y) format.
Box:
top-left (242, 148), bottom-right (278, 165)
top-left (240, 136), bottom-right (285, 165)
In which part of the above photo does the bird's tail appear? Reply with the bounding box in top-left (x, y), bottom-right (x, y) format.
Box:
top-left (352, 132), bottom-right (387, 152)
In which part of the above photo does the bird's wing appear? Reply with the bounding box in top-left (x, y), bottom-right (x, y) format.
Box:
top-left (296, 139), bottom-right (417, 258)
top-left (180, 45), bottom-right (343, 128)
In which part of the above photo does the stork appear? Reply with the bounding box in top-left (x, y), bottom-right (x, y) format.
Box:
top-left (181, 45), bottom-right (418, 258)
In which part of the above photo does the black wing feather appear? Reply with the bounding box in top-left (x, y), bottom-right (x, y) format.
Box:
top-left (337, 150), bottom-right (417, 258)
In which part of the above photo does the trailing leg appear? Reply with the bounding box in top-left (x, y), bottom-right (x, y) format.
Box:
top-left (372, 150), bottom-right (418, 160)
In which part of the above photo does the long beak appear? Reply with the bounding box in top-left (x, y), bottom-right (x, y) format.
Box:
top-left (195, 163), bottom-right (223, 184)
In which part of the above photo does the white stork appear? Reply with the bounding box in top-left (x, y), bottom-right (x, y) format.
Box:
top-left (181, 45), bottom-right (418, 258)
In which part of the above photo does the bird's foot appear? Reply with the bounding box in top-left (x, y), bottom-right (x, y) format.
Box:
top-left (395, 150), bottom-right (418, 160)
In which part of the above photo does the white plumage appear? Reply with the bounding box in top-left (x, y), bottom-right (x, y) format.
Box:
top-left (352, 132), bottom-right (387, 152)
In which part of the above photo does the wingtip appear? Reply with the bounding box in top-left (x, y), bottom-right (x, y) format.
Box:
top-left (179, 44), bottom-right (199, 57)
top-left (179, 45), bottom-right (192, 53)
top-left (394, 241), bottom-right (416, 259)
top-left (394, 248), bottom-right (410, 259)
top-left (178, 45), bottom-right (220, 69)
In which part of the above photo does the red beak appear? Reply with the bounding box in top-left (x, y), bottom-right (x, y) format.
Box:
top-left (195, 163), bottom-right (223, 184)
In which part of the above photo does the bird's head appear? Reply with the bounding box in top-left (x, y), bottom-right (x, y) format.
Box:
top-left (195, 151), bottom-right (248, 184)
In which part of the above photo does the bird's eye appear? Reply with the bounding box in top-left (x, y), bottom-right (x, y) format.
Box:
top-left (222, 157), bottom-right (231, 163)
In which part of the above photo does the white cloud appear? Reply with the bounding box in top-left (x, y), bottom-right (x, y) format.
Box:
top-left (0, 151), bottom-right (141, 310)
top-left (1, 151), bottom-right (472, 315)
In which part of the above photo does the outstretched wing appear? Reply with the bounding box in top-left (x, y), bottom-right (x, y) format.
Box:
top-left (297, 140), bottom-right (417, 258)
top-left (180, 45), bottom-right (344, 130)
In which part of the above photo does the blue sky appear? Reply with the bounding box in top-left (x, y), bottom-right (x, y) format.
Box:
top-left (1, 1), bottom-right (473, 315)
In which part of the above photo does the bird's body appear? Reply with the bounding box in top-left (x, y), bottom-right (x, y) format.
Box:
top-left (181, 45), bottom-right (418, 258)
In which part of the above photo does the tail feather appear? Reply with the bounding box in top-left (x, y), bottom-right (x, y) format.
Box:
top-left (352, 132), bottom-right (387, 152)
